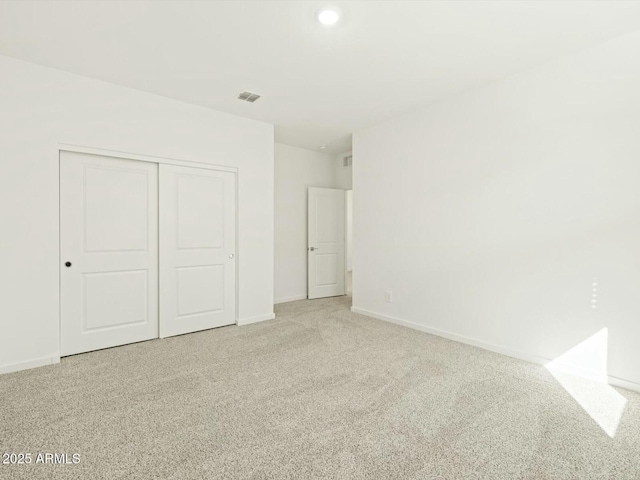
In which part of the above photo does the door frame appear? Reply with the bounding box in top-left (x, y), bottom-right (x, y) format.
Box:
top-left (58, 143), bottom-right (239, 353)
top-left (344, 189), bottom-right (352, 294)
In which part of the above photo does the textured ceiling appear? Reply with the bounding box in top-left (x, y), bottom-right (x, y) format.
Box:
top-left (2, 1), bottom-right (640, 153)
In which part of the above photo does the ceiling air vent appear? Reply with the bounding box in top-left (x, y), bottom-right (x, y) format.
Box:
top-left (343, 155), bottom-right (352, 167)
top-left (237, 91), bottom-right (261, 103)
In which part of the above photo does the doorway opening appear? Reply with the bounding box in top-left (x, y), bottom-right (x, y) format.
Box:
top-left (346, 189), bottom-right (353, 298)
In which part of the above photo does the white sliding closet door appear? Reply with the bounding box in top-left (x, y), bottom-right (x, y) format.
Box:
top-left (60, 152), bottom-right (159, 356)
top-left (159, 165), bottom-right (236, 338)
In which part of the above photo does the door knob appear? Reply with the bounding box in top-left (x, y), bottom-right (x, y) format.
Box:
top-left (65, 261), bottom-right (72, 268)
top-left (228, 253), bottom-right (235, 259)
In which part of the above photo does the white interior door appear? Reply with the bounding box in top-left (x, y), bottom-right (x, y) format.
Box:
top-left (308, 187), bottom-right (346, 299)
top-left (60, 151), bottom-right (158, 356)
top-left (159, 165), bottom-right (236, 338)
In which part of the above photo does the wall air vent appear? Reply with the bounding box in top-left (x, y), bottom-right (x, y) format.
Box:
top-left (343, 155), bottom-right (352, 167)
top-left (237, 91), bottom-right (261, 103)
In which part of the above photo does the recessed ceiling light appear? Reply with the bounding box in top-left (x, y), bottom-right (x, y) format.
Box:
top-left (319, 145), bottom-right (327, 150)
top-left (316, 7), bottom-right (340, 26)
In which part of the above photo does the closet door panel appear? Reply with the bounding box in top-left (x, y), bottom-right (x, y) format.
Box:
top-left (60, 151), bottom-right (158, 356)
top-left (159, 165), bottom-right (236, 338)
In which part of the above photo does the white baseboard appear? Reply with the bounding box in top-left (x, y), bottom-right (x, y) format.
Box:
top-left (0, 356), bottom-right (60, 375)
top-left (608, 375), bottom-right (640, 393)
top-left (237, 312), bottom-right (276, 326)
top-left (274, 294), bottom-right (307, 305)
top-left (350, 306), bottom-right (640, 394)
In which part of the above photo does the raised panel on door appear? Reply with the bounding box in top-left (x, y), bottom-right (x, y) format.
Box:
top-left (159, 165), bottom-right (236, 338)
top-left (308, 188), bottom-right (346, 299)
top-left (60, 151), bottom-right (158, 356)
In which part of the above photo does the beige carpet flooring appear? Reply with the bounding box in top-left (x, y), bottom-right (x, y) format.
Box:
top-left (2, 296), bottom-right (640, 479)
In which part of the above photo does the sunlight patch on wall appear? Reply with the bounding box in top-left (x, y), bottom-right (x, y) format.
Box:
top-left (545, 328), bottom-right (627, 438)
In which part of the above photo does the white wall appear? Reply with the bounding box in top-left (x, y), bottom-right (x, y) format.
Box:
top-left (274, 143), bottom-right (337, 303)
top-left (353, 31), bottom-right (640, 388)
top-left (0, 55), bottom-right (274, 373)
top-left (335, 151), bottom-right (353, 190)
